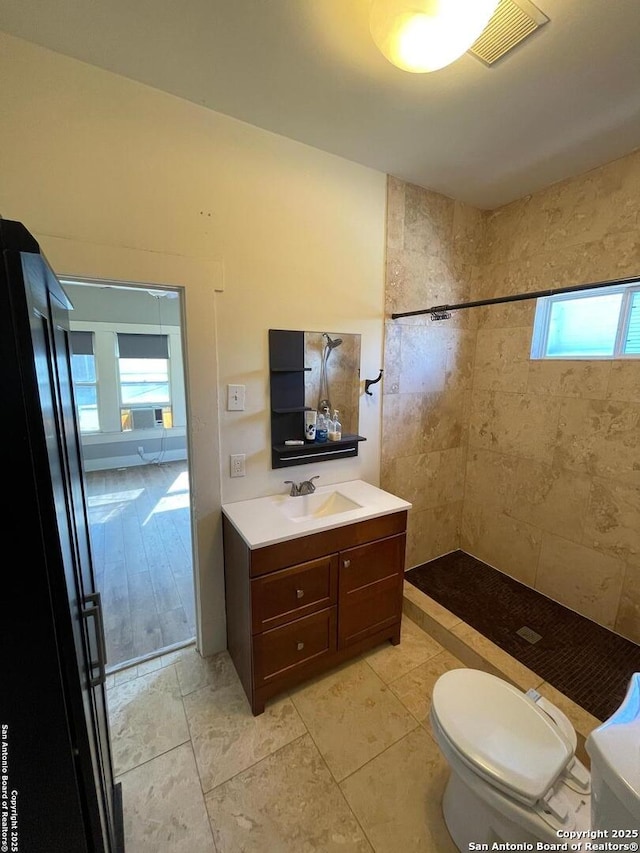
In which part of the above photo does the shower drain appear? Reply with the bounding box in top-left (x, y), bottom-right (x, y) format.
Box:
top-left (516, 626), bottom-right (543, 644)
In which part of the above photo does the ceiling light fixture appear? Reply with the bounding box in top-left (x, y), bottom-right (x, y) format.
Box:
top-left (370, 0), bottom-right (500, 73)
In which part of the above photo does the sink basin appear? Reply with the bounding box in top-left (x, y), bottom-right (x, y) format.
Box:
top-left (277, 491), bottom-right (362, 523)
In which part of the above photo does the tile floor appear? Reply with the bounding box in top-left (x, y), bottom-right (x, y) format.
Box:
top-left (106, 616), bottom-right (463, 852)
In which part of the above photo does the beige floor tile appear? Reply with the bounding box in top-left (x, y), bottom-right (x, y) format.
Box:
top-left (340, 727), bottom-right (457, 853)
top-left (136, 656), bottom-right (164, 676)
top-left (363, 616), bottom-right (444, 683)
top-left (450, 622), bottom-right (544, 691)
top-left (537, 681), bottom-right (603, 735)
top-left (108, 666), bottom-right (190, 776)
top-left (183, 679), bottom-right (307, 793)
top-left (403, 580), bottom-right (461, 629)
top-left (388, 650), bottom-right (466, 725)
top-left (113, 665), bottom-right (139, 685)
top-left (206, 734), bottom-right (372, 853)
top-left (290, 658), bottom-right (418, 782)
top-left (175, 647), bottom-right (238, 696)
top-left (117, 742), bottom-right (215, 853)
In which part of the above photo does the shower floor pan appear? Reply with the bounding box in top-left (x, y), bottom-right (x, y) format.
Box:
top-left (405, 550), bottom-right (640, 723)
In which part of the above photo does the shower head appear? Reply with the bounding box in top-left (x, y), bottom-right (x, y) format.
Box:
top-left (323, 333), bottom-right (343, 351)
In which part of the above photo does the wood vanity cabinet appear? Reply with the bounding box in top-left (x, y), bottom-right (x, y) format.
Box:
top-left (223, 510), bottom-right (407, 715)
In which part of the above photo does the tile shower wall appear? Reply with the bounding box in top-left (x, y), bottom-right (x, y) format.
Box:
top-left (384, 150), bottom-right (640, 645)
top-left (461, 149), bottom-right (640, 644)
top-left (381, 177), bottom-right (483, 568)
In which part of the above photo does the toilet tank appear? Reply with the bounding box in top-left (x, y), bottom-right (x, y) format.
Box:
top-left (586, 673), bottom-right (640, 831)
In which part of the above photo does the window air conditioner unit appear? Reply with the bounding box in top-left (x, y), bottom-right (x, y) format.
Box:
top-left (130, 407), bottom-right (164, 430)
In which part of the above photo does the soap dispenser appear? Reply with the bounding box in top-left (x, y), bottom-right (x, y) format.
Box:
top-left (329, 409), bottom-right (342, 442)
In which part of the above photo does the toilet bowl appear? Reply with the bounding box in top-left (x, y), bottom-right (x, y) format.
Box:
top-left (430, 669), bottom-right (640, 850)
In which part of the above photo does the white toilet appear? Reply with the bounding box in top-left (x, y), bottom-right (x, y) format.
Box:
top-left (430, 668), bottom-right (640, 848)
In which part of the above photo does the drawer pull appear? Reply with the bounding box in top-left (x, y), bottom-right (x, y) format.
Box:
top-left (296, 641), bottom-right (305, 651)
top-left (343, 559), bottom-right (351, 568)
top-left (296, 588), bottom-right (305, 599)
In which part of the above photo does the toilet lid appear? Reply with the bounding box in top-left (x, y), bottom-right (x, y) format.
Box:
top-left (432, 669), bottom-right (573, 805)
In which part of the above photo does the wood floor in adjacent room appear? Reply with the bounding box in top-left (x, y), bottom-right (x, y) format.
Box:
top-left (85, 460), bottom-right (196, 670)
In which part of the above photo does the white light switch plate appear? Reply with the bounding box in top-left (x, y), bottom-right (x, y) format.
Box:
top-left (227, 384), bottom-right (245, 411)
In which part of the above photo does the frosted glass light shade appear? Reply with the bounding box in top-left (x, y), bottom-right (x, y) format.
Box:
top-left (370, 0), bottom-right (500, 73)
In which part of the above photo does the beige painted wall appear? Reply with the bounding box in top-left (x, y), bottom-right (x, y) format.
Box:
top-left (384, 151), bottom-right (640, 645)
top-left (0, 33), bottom-right (387, 655)
top-left (463, 149), bottom-right (640, 644)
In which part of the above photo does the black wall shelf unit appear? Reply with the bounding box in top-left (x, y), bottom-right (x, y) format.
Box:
top-left (269, 329), bottom-right (365, 469)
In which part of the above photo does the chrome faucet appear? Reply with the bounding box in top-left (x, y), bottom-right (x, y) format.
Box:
top-left (284, 476), bottom-right (319, 497)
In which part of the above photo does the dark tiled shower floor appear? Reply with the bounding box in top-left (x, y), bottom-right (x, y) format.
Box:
top-left (405, 551), bottom-right (640, 722)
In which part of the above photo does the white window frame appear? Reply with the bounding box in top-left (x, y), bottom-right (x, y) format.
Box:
top-left (531, 281), bottom-right (640, 360)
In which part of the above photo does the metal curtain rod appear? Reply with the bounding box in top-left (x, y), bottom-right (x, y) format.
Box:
top-left (390, 275), bottom-right (639, 321)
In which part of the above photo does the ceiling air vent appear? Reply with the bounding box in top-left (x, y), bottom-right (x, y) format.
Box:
top-left (468, 0), bottom-right (549, 66)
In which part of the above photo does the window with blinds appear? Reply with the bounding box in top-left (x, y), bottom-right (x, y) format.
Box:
top-left (70, 331), bottom-right (99, 432)
top-left (116, 333), bottom-right (172, 430)
top-left (531, 282), bottom-right (640, 359)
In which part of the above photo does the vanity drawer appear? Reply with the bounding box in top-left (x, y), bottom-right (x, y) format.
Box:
top-left (251, 555), bottom-right (338, 634)
top-left (254, 607), bottom-right (337, 686)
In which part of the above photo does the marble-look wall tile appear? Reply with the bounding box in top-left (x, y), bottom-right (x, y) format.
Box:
top-left (473, 300), bottom-right (536, 330)
top-left (385, 248), bottom-right (471, 328)
top-left (452, 201), bottom-right (486, 270)
top-left (383, 176), bottom-right (481, 566)
top-left (527, 360), bottom-right (612, 400)
top-left (403, 181), bottom-right (455, 256)
top-left (607, 360), bottom-right (640, 403)
top-left (553, 398), bottom-right (640, 486)
top-left (468, 390), bottom-right (562, 464)
top-left (398, 324), bottom-right (448, 394)
top-left (384, 446), bottom-right (465, 513)
top-left (535, 534), bottom-right (626, 628)
top-left (386, 175), bottom-right (406, 251)
top-left (382, 390), bottom-right (468, 460)
top-left (405, 502), bottom-right (462, 569)
top-left (615, 564), bottom-right (640, 644)
top-left (483, 149), bottom-right (640, 266)
top-left (473, 327), bottom-right (532, 393)
top-left (383, 321), bottom-right (402, 394)
top-left (460, 500), bottom-right (542, 587)
top-left (507, 458), bottom-right (592, 543)
top-left (582, 477), bottom-right (640, 568)
top-left (453, 150), bottom-right (640, 641)
top-left (464, 448), bottom-right (519, 514)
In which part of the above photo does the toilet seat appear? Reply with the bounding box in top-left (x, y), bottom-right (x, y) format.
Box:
top-left (431, 669), bottom-right (574, 807)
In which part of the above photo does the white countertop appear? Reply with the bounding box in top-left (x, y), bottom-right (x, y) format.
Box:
top-left (222, 479), bottom-right (412, 549)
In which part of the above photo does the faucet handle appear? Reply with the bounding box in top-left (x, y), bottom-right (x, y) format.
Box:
top-left (284, 480), bottom-right (299, 497)
top-left (307, 476), bottom-right (320, 492)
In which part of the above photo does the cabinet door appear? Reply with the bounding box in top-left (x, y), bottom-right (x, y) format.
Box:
top-left (338, 534), bottom-right (405, 649)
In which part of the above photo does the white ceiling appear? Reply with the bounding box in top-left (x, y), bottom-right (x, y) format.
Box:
top-left (2, 0), bottom-right (640, 208)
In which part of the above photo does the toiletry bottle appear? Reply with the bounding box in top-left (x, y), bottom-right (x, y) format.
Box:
top-left (326, 409), bottom-right (335, 440)
top-left (315, 408), bottom-right (328, 443)
top-left (329, 409), bottom-right (342, 442)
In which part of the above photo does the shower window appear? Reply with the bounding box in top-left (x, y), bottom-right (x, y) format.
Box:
top-left (531, 281), bottom-right (640, 359)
